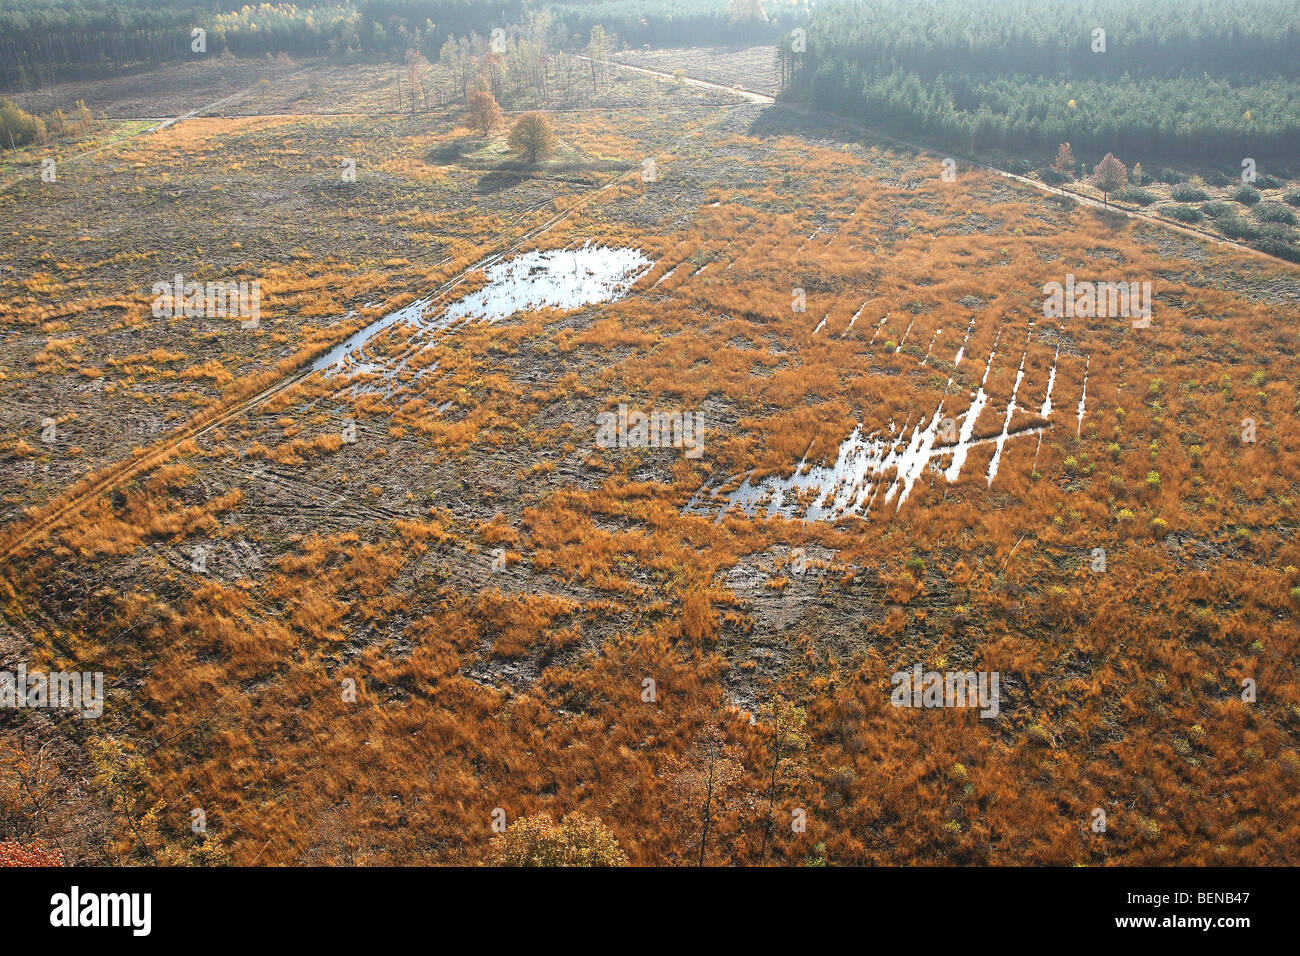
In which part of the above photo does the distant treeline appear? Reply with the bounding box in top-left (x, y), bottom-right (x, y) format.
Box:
top-left (543, 0), bottom-right (801, 48)
top-left (795, 0), bottom-right (1300, 162)
top-left (0, 1), bottom-right (520, 86)
top-left (0, 0), bottom-right (798, 88)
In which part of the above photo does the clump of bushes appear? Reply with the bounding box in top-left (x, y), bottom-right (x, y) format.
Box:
top-left (1256, 222), bottom-right (1299, 242)
top-left (1167, 204), bottom-right (1202, 223)
top-left (1171, 183), bottom-right (1209, 202)
top-left (1253, 237), bottom-right (1300, 263)
top-left (1215, 215), bottom-right (1261, 240)
top-left (1283, 190), bottom-right (1300, 207)
top-left (1252, 202), bottom-right (1297, 225)
top-left (1121, 187), bottom-right (1157, 206)
top-left (1202, 200), bottom-right (1234, 218)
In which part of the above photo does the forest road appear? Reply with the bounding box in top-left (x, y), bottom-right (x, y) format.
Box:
top-left (609, 53), bottom-right (1293, 266)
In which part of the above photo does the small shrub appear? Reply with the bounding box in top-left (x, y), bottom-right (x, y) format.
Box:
top-left (1202, 200), bottom-right (1234, 218)
top-left (0, 841), bottom-right (64, 866)
top-left (1167, 204), bottom-right (1202, 223)
top-left (1232, 184), bottom-right (1261, 205)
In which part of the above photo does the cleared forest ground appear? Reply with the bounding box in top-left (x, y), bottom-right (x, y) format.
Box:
top-left (1, 54), bottom-right (1298, 866)
top-left (615, 44), bottom-right (781, 97)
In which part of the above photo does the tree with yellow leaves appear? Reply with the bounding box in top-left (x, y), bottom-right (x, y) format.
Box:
top-left (507, 112), bottom-right (557, 164)
top-left (484, 811), bottom-right (628, 866)
top-left (466, 82), bottom-right (503, 136)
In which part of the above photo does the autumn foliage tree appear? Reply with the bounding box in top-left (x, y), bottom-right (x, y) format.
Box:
top-left (507, 111), bottom-right (557, 164)
top-left (484, 812), bottom-right (628, 866)
top-left (466, 82), bottom-right (503, 135)
top-left (1092, 152), bottom-right (1128, 206)
top-left (1052, 141), bottom-right (1076, 176)
top-left (666, 727), bottom-right (754, 866)
top-left (0, 97), bottom-right (44, 149)
top-left (757, 697), bottom-right (808, 861)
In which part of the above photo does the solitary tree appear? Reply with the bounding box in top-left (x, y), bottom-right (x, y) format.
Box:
top-left (757, 696), bottom-right (808, 860)
top-left (508, 111), bottom-right (557, 164)
top-left (1092, 152), bottom-right (1128, 207)
top-left (1052, 141), bottom-right (1076, 177)
top-left (466, 83), bottom-right (502, 135)
top-left (666, 726), bottom-right (754, 866)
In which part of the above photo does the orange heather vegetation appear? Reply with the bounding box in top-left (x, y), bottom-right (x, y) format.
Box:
top-left (1, 68), bottom-right (1298, 868)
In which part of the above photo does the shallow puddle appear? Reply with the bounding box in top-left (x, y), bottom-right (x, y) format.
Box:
top-left (691, 329), bottom-right (1079, 523)
top-left (316, 244), bottom-right (652, 377)
top-left (445, 244), bottom-right (652, 323)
